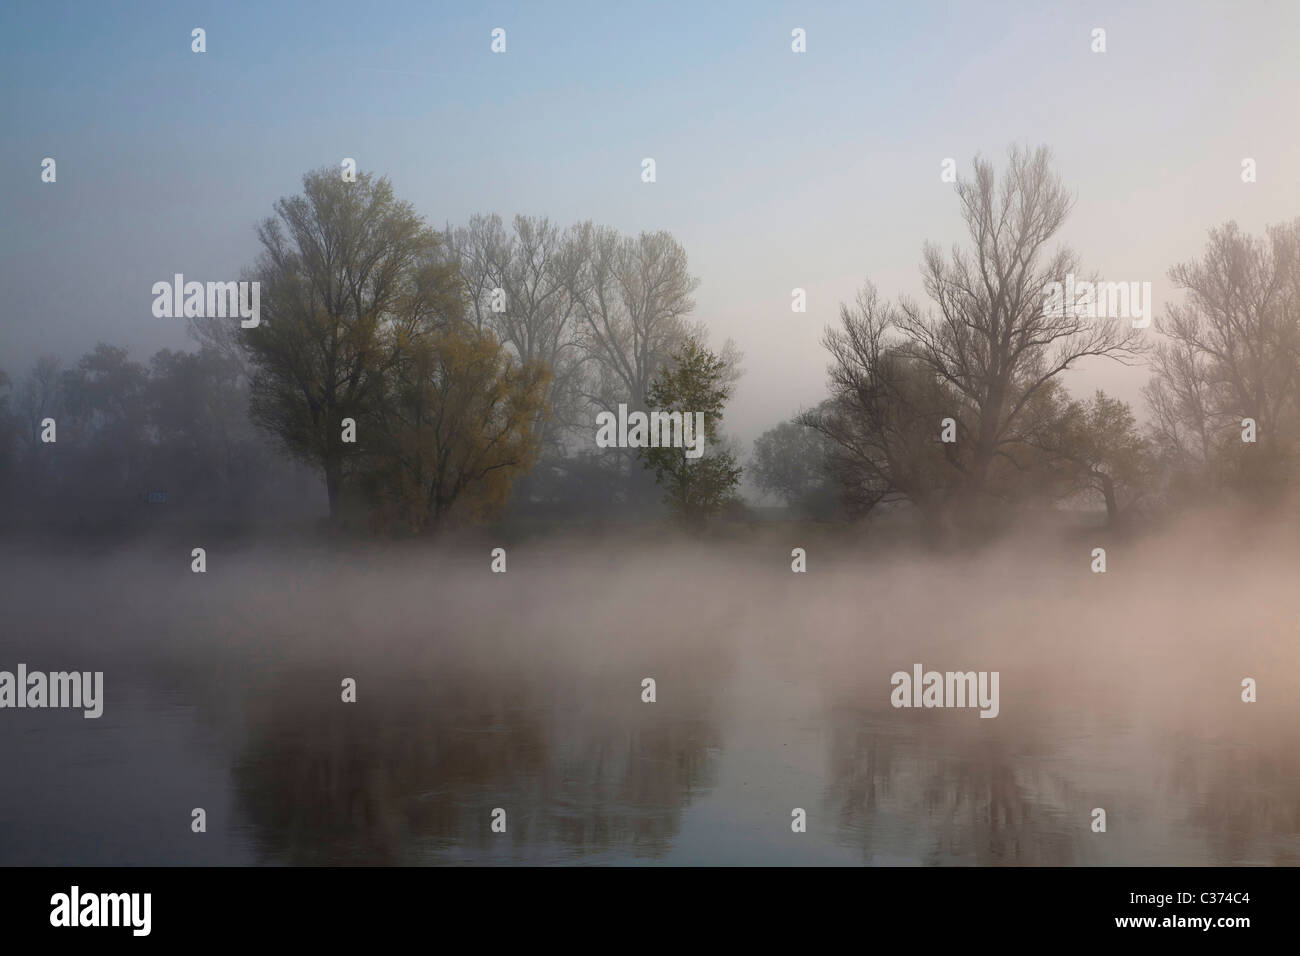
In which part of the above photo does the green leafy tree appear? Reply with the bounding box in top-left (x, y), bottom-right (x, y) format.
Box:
top-left (1051, 390), bottom-right (1152, 524)
top-left (641, 337), bottom-right (742, 522)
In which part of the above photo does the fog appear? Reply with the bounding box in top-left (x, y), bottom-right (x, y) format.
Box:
top-left (3, 0), bottom-right (1298, 877)
top-left (3, 509), bottom-right (1296, 865)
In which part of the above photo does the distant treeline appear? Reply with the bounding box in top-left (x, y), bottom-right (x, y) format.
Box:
top-left (0, 344), bottom-right (322, 530)
top-left (2, 147), bottom-right (1297, 539)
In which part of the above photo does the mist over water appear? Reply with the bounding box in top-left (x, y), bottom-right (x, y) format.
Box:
top-left (3, 511), bottom-right (1296, 865)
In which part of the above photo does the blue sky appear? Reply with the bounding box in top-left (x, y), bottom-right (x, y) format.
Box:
top-left (3, 0), bottom-right (1299, 441)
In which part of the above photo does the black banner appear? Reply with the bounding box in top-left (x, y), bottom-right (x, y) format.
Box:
top-left (0, 866), bottom-right (1275, 943)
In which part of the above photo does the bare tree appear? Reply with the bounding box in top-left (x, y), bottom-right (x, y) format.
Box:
top-left (447, 214), bottom-right (509, 333)
top-left (1145, 219), bottom-right (1300, 499)
top-left (569, 224), bottom-right (700, 415)
top-left (449, 215), bottom-right (586, 451)
top-left (895, 145), bottom-right (1144, 523)
top-left (1144, 337), bottom-right (1218, 491)
top-left (800, 283), bottom-right (961, 526)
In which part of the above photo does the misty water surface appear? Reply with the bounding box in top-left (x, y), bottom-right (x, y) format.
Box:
top-left (2, 518), bottom-right (1297, 865)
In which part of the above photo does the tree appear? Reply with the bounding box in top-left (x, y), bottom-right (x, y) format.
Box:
top-left (896, 145), bottom-right (1144, 528)
top-left (447, 214), bottom-right (585, 454)
top-left (641, 337), bottom-right (742, 522)
top-left (13, 355), bottom-right (63, 453)
top-left (1144, 336), bottom-right (1218, 500)
top-left (1062, 391), bottom-right (1150, 523)
top-left (799, 283), bottom-right (964, 531)
top-left (241, 168), bottom-right (448, 522)
top-left (750, 420), bottom-right (838, 517)
top-left (59, 344), bottom-right (150, 498)
top-left (570, 225), bottom-right (699, 415)
top-left (1144, 219), bottom-right (1300, 503)
top-left (807, 147), bottom-right (1144, 537)
top-left (146, 346), bottom-right (270, 507)
top-left (363, 323), bottom-right (550, 533)
top-left (448, 212), bottom-right (510, 334)
top-left (564, 223), bottom-right (724, 511)
top-left (1022, 389), bottom-right (1151, 524)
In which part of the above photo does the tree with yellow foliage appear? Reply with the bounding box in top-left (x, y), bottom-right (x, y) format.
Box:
top-left (363, 322), bottom-right (550, 533)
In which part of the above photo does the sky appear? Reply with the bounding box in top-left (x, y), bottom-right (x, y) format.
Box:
top-left (3, 0), bottom-right (1299, 445)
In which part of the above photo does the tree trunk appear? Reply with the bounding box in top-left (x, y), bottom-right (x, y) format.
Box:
top-left (1100, 473), bottom-right (1118, 526)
